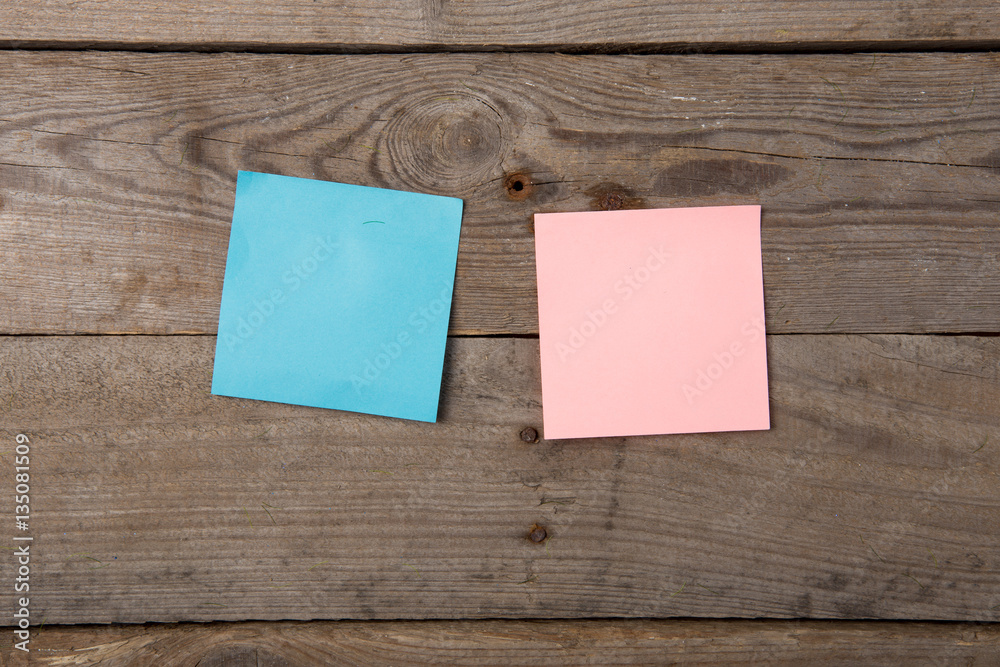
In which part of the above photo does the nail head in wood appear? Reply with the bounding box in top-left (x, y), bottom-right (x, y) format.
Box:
top-left (528, 524), bottom-right (548, 543)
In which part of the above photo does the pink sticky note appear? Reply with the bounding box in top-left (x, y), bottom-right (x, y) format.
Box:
top-left (534, 205), bottom-right (769, 439)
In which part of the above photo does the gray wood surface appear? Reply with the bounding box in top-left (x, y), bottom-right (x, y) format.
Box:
top-left (1, 52), bottom-right (998, 336)
top-left (1, 334), bottom-right (997, 624)
top-left (2, 0), bottom-right (998, 659)
top-left (3, 619), bottom-right (998, 666)
top-left (1, 1), bottom-right (999, 52)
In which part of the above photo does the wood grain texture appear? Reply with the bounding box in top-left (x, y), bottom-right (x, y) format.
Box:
top-left (2, 52), bottom-right (999, 336)
top-left (1, 335), bottom-right (997, 624)
top-left (3, 619), bottom-right (998, 666)
top-left (1, 1), bottom-right (999, 52)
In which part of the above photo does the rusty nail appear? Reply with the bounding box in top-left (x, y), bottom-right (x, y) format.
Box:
top-left (528, 524), bottom-right (548, 543)
top-left (520, 427), bottom-right (539, 443)
top-left (600, 191), bottom-right (625, 210)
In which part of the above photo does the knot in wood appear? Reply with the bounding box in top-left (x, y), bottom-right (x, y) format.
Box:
top-left (586, 183), bottom-right (646, 211)
top-left (383, 93), bottom-right (504, 193)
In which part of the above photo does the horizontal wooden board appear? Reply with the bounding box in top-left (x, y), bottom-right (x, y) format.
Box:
top-left (0, 334), bottom-right (997, 624)
top-left (1, 2), bottom-right (999, 52)
top-left (2, 52), bottom-right (999, 336)
top-left (3, 619), bottom-right (998, 666)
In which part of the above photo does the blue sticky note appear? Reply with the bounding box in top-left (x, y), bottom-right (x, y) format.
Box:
top-left (211, 171), bottom-right (463, 422)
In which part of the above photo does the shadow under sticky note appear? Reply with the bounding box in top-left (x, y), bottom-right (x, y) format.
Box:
top-left (212, 171), bottom-right (463, 422)
top-left (534, 205), bottom-right (769, 439)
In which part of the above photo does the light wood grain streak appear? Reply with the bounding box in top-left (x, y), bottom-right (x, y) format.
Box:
top-left (1, 52), bottom-right (998, 335)
top-left (0, 1), bottom-right (999, 52)
top-left (0, 335), bottom-right (997, 624)
top-left (3, 620), bottom-right (997, 666)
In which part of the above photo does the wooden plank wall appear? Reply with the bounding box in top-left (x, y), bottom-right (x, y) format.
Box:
top-left (1, 2), bottom-right (998, 664)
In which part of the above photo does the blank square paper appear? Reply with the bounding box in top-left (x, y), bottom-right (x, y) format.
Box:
top-left (534, 205), bottom-right (769, 439)
top-left (212, 171), bottom-right (463, 422)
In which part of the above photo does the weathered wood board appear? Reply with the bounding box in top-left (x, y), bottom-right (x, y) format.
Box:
top-left (1, 334), bottom-right (997, 624)
top-left (1, 52), bottom-right (998, 336)
top-left (1, 1), bottom-right (999, 52)
top-left (3, 619), bottom-right (998, 666)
